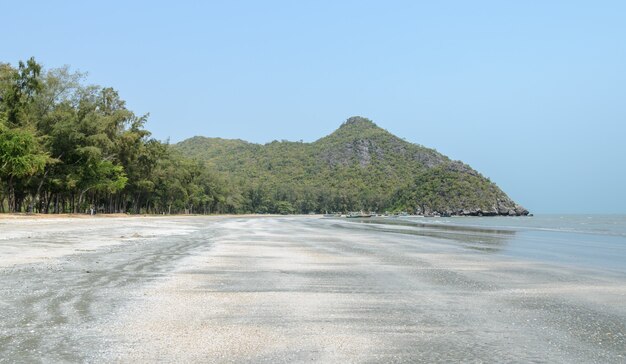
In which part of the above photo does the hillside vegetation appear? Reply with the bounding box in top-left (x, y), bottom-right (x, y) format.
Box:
top-left (176, 117), bottom-right (528, 216)
top-left (1, 58), bottom-right (526, 216)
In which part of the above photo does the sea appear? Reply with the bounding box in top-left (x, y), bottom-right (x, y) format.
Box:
top-left (364, 214), bottom-right (626, 274)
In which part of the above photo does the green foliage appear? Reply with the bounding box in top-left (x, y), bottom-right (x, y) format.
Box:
top-left (0, 58), bottom-right (231, 214)
top-left (274, 201), bottom-right (295, 215)
top-left (0, 125), bottom-right (47, 178)
top-left (0, 125), bottom-right (50, 212)
top-left (175, 117), bottom-right (516, 213)
top-left (174, 116), bottom-right (525, 215)
top-left (390, 163), bottom-right (518, 215)
top-left (0, 59), bottom-right (525, 216)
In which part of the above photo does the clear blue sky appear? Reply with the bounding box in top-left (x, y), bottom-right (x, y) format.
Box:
top-left (3, 1), bottom-right (625, 213)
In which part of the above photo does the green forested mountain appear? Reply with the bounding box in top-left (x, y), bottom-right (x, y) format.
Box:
top-left (175, 117), bottom-right (528, 216)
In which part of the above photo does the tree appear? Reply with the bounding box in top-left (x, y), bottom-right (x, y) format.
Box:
top-left (3, 57), bottom-right (42, 128)
top-left (0, 125), bottom-right (49, 212)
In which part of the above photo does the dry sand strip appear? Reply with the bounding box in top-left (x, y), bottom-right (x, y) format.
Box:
top-left (1, 216), bottom-right (625, 363)
top-left (0, 215), bottom-right (219, 363)
top-left (0, 215), bottom-right (202, 267)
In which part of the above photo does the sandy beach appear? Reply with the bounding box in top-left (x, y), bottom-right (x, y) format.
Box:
top-left (0, 216), bottom-right (624, 363)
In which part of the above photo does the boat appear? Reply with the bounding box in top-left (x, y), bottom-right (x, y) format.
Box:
top-left (346, 212), bottom-right (372, 218)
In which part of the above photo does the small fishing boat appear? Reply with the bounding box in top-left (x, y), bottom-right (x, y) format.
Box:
top-left (346, 212), bottom-right (372, 218)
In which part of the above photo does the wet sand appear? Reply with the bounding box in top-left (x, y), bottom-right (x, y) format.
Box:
top-left (0, 216), bottom-right (624, 362)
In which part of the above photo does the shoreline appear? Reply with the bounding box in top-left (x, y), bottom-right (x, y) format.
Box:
top-left (0, 213), bottom-right (295, 220)
top-left (0, 211), bottom-right (546, 221)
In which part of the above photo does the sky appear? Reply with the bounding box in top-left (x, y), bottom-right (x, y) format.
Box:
top-left (3, 1), bottom-right (625, 214)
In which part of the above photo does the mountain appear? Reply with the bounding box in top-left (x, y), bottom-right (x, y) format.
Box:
top-left (174, 116), bottom-right (528, 216)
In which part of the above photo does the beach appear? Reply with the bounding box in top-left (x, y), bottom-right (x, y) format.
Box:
top-left (1, 215), bottom-right (624, 362)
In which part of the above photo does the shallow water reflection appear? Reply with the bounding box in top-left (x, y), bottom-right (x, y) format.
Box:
top-left (338, 217), bottom-right (626, 274)
top-left (338, 217), bottom-right (516, 253)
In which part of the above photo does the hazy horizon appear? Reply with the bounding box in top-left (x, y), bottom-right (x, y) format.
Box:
top-left (4, 1), bottom-right (625, 214)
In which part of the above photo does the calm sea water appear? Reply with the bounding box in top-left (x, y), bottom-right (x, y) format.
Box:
top-left (368, 215), bottom-right (626, 274)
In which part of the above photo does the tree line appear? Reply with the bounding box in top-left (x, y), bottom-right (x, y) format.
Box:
top-left (0, 58), bottom-right (239, 214)
top-left (0, 59), bottom-right (414, 216)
